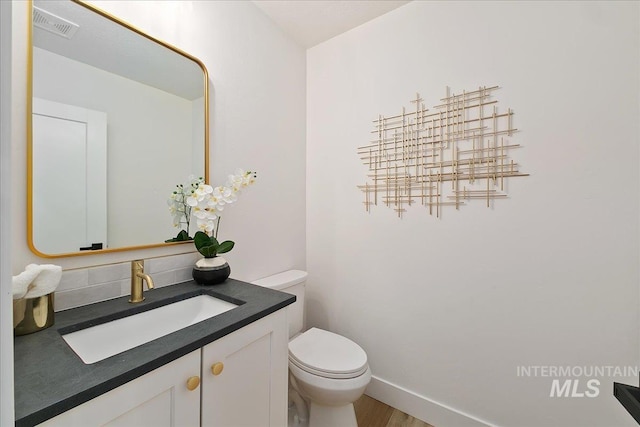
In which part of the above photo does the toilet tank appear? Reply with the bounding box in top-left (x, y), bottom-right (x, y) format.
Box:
top-left (251, 270), bottom-right (307, 339)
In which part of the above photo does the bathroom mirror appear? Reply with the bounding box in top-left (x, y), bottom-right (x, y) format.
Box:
top-left (28, 0), bottom-right (209, 257)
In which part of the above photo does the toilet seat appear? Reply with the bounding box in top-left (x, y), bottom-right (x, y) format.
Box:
top-left (289, 328), bottom-right (368, 379)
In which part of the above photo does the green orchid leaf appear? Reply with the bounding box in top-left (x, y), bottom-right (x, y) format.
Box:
top-left (217, 240), bottom-right (235, 254)
top-left (199, 245), bottom-right (218, 258)
top-left (194, 231), bottom-right (213, 248)
top-left (193, 231), bottom-right (208, 247)
top-left (176, 230), bottom-right (191, 241)
top-left (165, 230), bottom-right (193, 243)
top-left (194, 231), bottom-right (221, 258)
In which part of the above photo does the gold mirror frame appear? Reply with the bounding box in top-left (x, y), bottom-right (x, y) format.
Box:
top-left (26, 0), bottom-right (209, 258)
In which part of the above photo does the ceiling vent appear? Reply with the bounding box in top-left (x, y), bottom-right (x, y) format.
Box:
top-left (33, 6), bottom-right (79, 39)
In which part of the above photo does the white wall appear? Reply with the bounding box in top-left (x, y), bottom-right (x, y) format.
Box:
top-left (307, 2), bottom-right (639, 427)
top-left (1, 1), bottom-right (14, 424)
top-left (11, 0), bottom-right (306, 277)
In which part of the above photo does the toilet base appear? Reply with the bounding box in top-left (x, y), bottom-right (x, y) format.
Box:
top-left (308, 402), bottom-right (357, 427)
top-left (289, 402), bottom-right (309, 427)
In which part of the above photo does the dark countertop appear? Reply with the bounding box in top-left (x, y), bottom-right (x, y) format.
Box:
top-left (614, 382), bottom-right (640, 425)
top-left (14, 278), bottom-right (295, 427)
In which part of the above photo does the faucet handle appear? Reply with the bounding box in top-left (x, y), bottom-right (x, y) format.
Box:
top-left (130, 260), bottom-right (153, 303)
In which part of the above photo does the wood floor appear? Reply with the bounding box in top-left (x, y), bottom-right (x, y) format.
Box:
top-left (353, 395), bottom-right (434, 427)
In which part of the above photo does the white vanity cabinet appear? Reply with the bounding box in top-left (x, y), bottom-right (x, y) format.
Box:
top-left (38, 310), bottom-right (288, 427)
top-left (201, 309), bottom-right (289, 427)
top-left (38, 349), bottom-right (201, 427)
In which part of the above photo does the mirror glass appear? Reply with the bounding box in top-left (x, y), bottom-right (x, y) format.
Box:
top-left (29, 0), bottom-right (209, 257)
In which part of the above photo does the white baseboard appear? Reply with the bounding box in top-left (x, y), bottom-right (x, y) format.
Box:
top-left (365, 376), bottom-right (496, 427)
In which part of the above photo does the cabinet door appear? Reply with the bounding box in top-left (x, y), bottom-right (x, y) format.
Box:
top-left (201, 310), bottom-right (288, 427)
top-left (38, 350), bottom-right (201, 427)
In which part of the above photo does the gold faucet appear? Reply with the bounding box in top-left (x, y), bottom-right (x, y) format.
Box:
top-left (130, 260), bottom-right (154, 303)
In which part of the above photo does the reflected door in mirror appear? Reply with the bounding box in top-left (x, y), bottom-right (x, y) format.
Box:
top-left (32, 98), bottom-right (107, 254)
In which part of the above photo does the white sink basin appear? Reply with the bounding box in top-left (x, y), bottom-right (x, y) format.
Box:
top-left (62, 295), bottom-right (238, 364)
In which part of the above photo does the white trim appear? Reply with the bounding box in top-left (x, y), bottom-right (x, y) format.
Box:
top-left (365, 375), bottom-right (496, 427)
top-left (0, 0), bottom-right (14, 424)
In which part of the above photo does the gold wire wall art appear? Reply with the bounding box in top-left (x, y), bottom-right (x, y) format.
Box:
top-left (357, 85), bottom-right (528, 218)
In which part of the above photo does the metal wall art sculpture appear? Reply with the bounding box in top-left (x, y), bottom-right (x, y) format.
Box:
top-left (357, 86), bottom-right (528, 218)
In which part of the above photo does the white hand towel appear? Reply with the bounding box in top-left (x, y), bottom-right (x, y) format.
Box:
top-left (12, 268), bottom-right (41, 299)
top-left (12, 264), bottom-right (62, 299)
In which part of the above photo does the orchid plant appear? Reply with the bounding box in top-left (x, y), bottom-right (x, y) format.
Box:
top-left (165, 175), bottom-right (204, 242)
top-left (166, 170), bottom-right (257, 258)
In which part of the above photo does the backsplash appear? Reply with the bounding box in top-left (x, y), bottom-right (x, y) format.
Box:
top-left (54, 252), bottom-right (200, 311)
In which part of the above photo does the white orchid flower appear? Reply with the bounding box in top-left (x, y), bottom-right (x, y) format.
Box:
top-left (169, 170), bottom-right (256, 240)
top-left (196, 218), bottom-right (215, 233)
top-left (193, 206), bottom-right (207, 219)
top-left (187, 184), bottom-right (212, 206)
top-left (197, 184), bottom-right (214, 197)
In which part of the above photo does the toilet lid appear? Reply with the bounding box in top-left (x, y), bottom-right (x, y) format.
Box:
top-left (288, 328), bottom-right (368, 379)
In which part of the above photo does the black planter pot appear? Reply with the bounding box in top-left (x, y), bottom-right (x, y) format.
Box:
top-left (192, 258), bottom-right (231, 286)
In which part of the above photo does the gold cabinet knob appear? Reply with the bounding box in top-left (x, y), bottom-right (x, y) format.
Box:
top-left (211, 362), bottom-right (224, 376)
top-left (186, 376), bottom-right (200, 391)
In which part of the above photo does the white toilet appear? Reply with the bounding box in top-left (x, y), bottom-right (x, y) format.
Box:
top-left (252, 270), bottom-right (371, 427)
